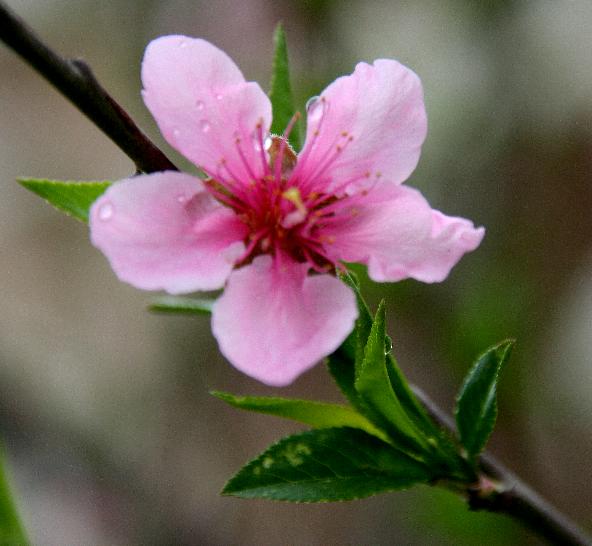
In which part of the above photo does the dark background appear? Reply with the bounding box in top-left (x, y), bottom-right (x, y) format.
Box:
top-left (1, 1), bottom-right (591, 544)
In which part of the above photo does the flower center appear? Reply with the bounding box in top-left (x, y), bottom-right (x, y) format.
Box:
top-left (202, 108), bottom-right (362, 273)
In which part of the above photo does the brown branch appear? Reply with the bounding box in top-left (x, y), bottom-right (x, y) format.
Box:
top-left (0, 0), bottom-right (177, 174)
top-left (412, 386), bottom-right (592, 546)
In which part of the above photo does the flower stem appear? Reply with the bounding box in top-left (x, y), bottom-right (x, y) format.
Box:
top-left (412, 386), bottom-right (591, 546)
top-left (0, 0), bottom-right (178, 174)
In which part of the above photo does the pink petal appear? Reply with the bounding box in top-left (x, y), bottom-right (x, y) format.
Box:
top-left (211, 256), bottom-right (358, 386)
top-left (142, 36), bottom-right (272, 184)
top-left (322, 183), bottom-right (484, 283)
top-left (295, 59), bottom-right (427, 193)
top-left (90, 172), bottom-right (248, 294)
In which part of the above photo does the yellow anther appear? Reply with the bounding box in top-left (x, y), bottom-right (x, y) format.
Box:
top-left (282, 187), bottom-right (307, 215)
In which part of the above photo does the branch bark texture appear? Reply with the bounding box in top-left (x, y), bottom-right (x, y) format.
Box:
top-left (413, 386), bottom-right (591, 546)
top-left (0, 0), bottom-right (177, 174)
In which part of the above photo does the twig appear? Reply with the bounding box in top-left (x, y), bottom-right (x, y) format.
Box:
top-left (0, 0), bottom-right (177, 174)
top-left (412, 386), bottom-right (592, 546)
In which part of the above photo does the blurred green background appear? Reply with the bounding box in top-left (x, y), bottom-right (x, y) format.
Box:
top-left (1, 0), bottom-right (591, 544)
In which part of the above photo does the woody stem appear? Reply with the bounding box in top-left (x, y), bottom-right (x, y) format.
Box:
top-left (412, 386), bottom-right (591, 546)
top-left (0, 0), bottom-right (177, 174)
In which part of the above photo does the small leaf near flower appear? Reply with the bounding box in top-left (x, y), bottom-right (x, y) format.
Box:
top-left (455, 340), bottom-right (515, 461)
top-left (18, 178), bottom-right (110, 223)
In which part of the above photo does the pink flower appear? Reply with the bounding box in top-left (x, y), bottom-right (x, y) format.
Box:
top-left (89, 36), bottom-right (484, 386)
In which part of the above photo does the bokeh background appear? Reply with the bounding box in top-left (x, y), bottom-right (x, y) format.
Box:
top-left (1, 0), bottom-right (591, 544)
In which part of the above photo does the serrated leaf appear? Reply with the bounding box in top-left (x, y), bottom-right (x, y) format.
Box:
top-left (354, 301), bottom-right (429, 455)
top-left (212, 391), bottom-right (387, 442)
top-left (269, 23), bottom-right (301, 150)
top-left (18, 178), bottom-right (111, 223)
top-left (148, 296), bottom-right (214, 315)
top-left (0, 450), bottom-right (29, 545)
top-left (455, 340), bottom-right (514, 460)
top-left (222, 427), bottom-right (432, 502)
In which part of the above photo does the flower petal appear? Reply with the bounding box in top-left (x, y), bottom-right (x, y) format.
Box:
top-left (322, 183), bottom-right (484, 283)
top-left (90, 172), bottom-right (248, 294)
top-left (296, 59), bottom-right (427, 193)
top-left (141, 36), bottom-right (272, 184)
top-left (211, 256), bottom-right (358, 386)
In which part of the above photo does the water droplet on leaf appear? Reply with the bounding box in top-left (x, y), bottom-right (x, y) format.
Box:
top-left (385, 335), bottom-right (393, 355)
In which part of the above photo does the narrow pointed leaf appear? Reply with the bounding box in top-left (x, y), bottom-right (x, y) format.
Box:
top-left (269, 23), bottom-right (301, 150)
top-left (455, 340), bottom-right (514, 460)
top-left (0, 451), bottom-right (29, 546)
top-left (327, 272), bottom-right (372, 409)
top-left (148, 296), bottom-right (214, 315)
top-left (18, 178), bottom-right (111, 223)
top-left (212, 391), bottom-right (387, 442)
top-left (354, 301), bottom-right (428, 454)
top-left (222, 427), bottom-right (432, 502)
top-left (329, 273), bottom-right (440, 441)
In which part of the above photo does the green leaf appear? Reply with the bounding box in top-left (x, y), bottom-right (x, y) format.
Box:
top-left (455, 340), bottom-right (514, 460)
top-left (329, 274), bottom-right (437, 438)
top-left (329, 276), bottom-right (466, 475)
top-left (354, 300), bottom-right (429, 455)
top-left (18, 178), bottom-right (111, 223)
top-left (212, 391), bottom-right (388, 442)
top-left (326, 272), bottom-right (373, 410)
top-left (269, 23), bottom-right (301, 150)
top-left (148, 296), bottom-right (215, 315)
top-left (222, 427), bottom-right (432, 502)
top-left (0, 450), bottom-right (29, 546)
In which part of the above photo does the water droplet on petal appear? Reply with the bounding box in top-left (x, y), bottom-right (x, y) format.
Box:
top-left (306, 95), bottom-right (320, 112)
top-left (264, 136), bottom-right (273, 150)
top-left (176, 194), bottom-right (187, 204)
top-left (195, 100), bottom-right (205, 111)
top-left (215, 93), bottom-right (223, 101)
top-left (306, 95), bottom-right (325, 124)
top-left (199, 120), bottom-right (211, 133)
top-left (179, 39), bottom-right (188, 48)
top-left (173, 128), bottom-right (181, 138)
top-left (98, 201), bottom-right (114, 221)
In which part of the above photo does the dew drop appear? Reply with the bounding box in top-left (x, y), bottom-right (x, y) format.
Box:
top-left (215, 93), bottom-right (223, 101)
top-left (199, 119), bottom-right (211, 133)
top-left (305, 95), bottom-right (320, 112)
top-left (306, 95), bottom-right (325, 123)
top-left (195, 100), bottom-right (205, 111)
top-left (178, 39), bottom-right (188, 49)
top-left (175, 194), bottom-right (187, 204)
top-left (384, 335), bottom-right (393, 355)
top-left (98, 202), bottom-right (114, 221)
top-left (173, 128), bottom-right (181, 138)
top-left (264, 136), bottom-right (273, 150)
